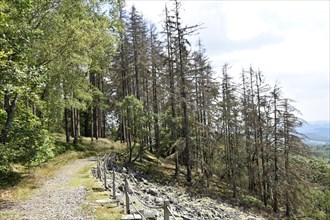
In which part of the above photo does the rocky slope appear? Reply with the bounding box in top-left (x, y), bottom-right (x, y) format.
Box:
top-left (100, 161), bottom-right (264, 220)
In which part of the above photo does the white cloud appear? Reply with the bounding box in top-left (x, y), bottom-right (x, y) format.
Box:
top-left (125, 0), bottom-right (166, 24)
top-left (221, 2), bottom-right (274, 41)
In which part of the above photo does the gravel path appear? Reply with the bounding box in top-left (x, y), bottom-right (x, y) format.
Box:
top-left (1, 156), bottom-right (265, 220)
top-left (1, 158), bottom-right (94, 220)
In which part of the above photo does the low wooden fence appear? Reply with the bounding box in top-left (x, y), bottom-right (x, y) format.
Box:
top-left (94, 155), bottom-right (176, 220)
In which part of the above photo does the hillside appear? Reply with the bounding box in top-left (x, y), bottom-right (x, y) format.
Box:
top-left (1, 1), bottom-right (329, 219)
top-left (0, 139), bottom-right (266, 220)
top-left (298, 120), bottom-right (330, 144)
top-left (298, 121), bottom-right (330, 159)
top-left (95, 153), bottom-right (265, 220)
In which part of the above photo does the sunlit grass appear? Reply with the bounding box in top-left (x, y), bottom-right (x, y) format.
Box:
top-left (1, 136), bottom-right (125, 202)
top-left (70, 163), bottom-right (96, 189)
top-left (0, 212), bottom-right (18, 218)
top-left (78, 136), bottom-right (125, 156)
top-left (8, 151), bottom-right (83, 200)
top-left (94, 206), bottom-right (122, 220)
top-left (71, 163), bottom-right (122, 220)
top-left (0, 135), bottom-right (125, 219)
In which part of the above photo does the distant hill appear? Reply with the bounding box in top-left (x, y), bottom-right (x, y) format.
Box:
top-left (298, 120), bottom-right (330, 144)
top-left (297, 121), bottom-right (330, 159)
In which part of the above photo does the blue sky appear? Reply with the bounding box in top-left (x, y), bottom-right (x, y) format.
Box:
top-left (125, 0), bottom-right (329, 122)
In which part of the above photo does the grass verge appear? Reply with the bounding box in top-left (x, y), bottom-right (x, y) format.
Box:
top-left (70, 163), bottom-right (122, 220)
top-left (0, 136), bottom-right (124, 202)
top-left (1, 151), bottom-right (85, 201)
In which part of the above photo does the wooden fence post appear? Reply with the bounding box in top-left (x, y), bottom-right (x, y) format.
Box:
top-left (97, 161), bottom-right (101, 180)
top-left (96, 162), bottom-right (99, 179)
top-left (103, 161), bottom-right (107, 189)
top-left (113, 170), bottom-right (116, 199)
top-left (125, 176), bottom-right (130, 214)
top-left (164, 200), bottom-right (170, 220)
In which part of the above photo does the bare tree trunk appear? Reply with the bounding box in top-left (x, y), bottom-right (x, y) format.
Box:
top-left (273, 87), bottom-right (279, 213)
top-left (284, 100), bottom-right (291, 217)
top-left (150, 25), bottom-right (160, 154)
top-left (165, 5), bottom-right (179, 178)
top-left (255, 71), bottom-right (267, 206)
top-left (173, 0), bottom-right (192, 184)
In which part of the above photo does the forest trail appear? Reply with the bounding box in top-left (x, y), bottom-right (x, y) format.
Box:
top-left (1, 158), bottom-right (95, 220)
top-left (0, 155), bottom-right (266, 220)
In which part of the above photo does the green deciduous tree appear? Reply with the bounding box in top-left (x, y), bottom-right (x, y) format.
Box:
top-left (0, 0), bottom-right (121, 170)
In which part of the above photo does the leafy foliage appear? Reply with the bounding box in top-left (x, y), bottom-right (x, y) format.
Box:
top-left (0, 0), bottom-right (121, 170)
top-left (118, 96), bottom-right (149, 161)
top-left (0, 106), bottom-right (55, 169)
top-left (306, 188), bottom-right (330, 219)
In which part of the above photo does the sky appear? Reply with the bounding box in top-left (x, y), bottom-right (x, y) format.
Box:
top-left (125, 0), bottom-right (330, 122)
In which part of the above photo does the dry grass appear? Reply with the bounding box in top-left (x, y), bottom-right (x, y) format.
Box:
top-left (78, 136), bottom-right (125, 155)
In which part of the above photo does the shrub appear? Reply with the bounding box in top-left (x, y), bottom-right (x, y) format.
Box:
top-left (240, 195), bottom-right (263, 209)
top-left (0, 108), bottom-right (56, 169)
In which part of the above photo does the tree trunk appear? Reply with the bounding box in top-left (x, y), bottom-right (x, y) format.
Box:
top-left (0, 92), bottom-right (19, 144)
top-left (77, 109), bottom-right (80, 137)
top-left (71, 108), bottom-right (75, 138)
top-left (73, 109), bottom-right (79, 145)
top-left (93, 107), bottom-right (99, 140)
top-left (165, 5), bottom-right (179, 177)
top-left (273, 87), bottom-right (279, 213)
top-left (284, 100), bottom-right (291, 217)
top-left (84, 111), bottom-right (89, 137)
top-left (65, 108), bottom-right (70, 143)
top-left (90, 108), bottom-right (94, 141)
top-left (102, 112), bottom-right (106, 138)
top-left (150, 27), bottom-right (160, 154)
top-left (255, 72), bottom-right (267, 206)
top-left (173, 0), bottom-right (192, 183)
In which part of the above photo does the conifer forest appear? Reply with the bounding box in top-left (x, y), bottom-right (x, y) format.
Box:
top-left (0, 0), bottom-right (329, 219)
